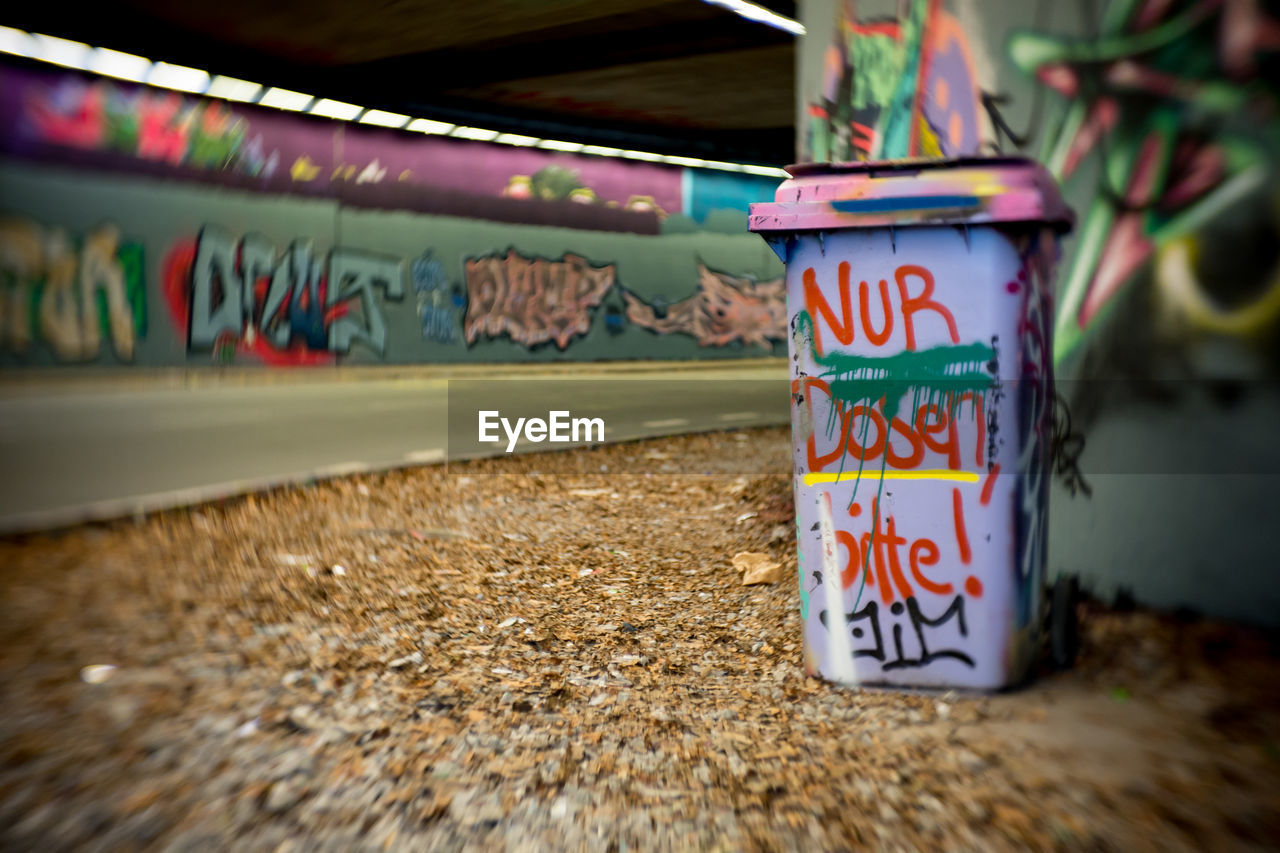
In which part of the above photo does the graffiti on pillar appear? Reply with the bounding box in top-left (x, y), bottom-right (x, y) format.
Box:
top-left (462, 249), bottom-right (615, 350)
top-left (1006, 0), bottom-right (1280, 364)
top-left (806, 0), bottom-right (985, 162)
top-left (412, 250), bottom-right (462, 344)
top-left (0, 218), bottom-right (146, 362)
top-left (805, 0), bottom-right (1280, 371)
top-left (162, 226), bottom-right (404, 365)
top-left (622, 264), bottom-right (786, 349)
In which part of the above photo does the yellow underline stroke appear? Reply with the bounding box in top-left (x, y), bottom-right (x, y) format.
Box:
top-left (803, 469), bottom-right (980, 487)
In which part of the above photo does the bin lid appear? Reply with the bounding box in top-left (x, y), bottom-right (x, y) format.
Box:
top-left (748, 156), bottom-right (1074, 234)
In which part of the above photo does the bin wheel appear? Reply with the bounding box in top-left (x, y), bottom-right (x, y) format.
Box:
top-left (1049, 575), bottom-right (1080, 670)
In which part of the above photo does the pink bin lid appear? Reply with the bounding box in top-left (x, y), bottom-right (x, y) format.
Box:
top-left (748, 156), bottom-right (1074, 234)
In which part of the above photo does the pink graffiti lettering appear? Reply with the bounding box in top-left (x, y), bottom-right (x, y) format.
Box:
top-left (463, 250), bottom-right (615, 350)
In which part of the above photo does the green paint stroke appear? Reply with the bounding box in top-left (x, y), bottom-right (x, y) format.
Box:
top-left (96, 243), bottom-right (148, 343)
top-left (797, 309), bottom-right (996, 609)
top-left (798, 310), bottom-right (995, 423)
top-left (118, 242), bottom-right (148, 339)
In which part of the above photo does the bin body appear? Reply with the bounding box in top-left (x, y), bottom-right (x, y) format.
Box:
top-left (749, 158), bottom-right (1073, 690)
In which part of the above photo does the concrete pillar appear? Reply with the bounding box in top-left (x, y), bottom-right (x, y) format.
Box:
top-left (791, 0), bottom-right (1280, 627)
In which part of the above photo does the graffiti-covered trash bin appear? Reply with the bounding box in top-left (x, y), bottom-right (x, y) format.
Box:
top-left (749, 157), bottom-right (1073, 690)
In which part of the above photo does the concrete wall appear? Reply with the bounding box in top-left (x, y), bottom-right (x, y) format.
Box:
top-left (0, 162), bottom-right (784, 367)
top-left (0, 60), bottom-right (789, 368)
top-left (798, 0), bottom-right (1280, 625)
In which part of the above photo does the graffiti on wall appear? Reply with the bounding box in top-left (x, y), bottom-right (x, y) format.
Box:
top-left (0, 218), bottom-right (146, 362)
top-left (503, 165), bottom-right (592, 203)
top-left (162, 227), bottom-right (404, 365)
top-left (463, 250), bottom-right (616, 350)
top-left (0, 217), bottom-right (784, 365)
top-left (3, 65), bottom-right (774, 235)
top-left (461, 251), bottom-right (787, 351)
top-left (412, 250), bottom-right (462, 344)
top-left (501, 165), bottom-right (671, 219)
top-left (623, 264), bottom-right (786, 349)
top-left (23, 77), bottom-right (279, 178)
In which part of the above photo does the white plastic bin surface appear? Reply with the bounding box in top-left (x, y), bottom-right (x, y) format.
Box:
top-left (750, 158), bottom-right (1073, 690)
top-left (784, 223), bottom-right (1061, 689)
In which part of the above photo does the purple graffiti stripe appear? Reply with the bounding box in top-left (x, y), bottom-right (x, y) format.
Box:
top-left (0, 64), bottom-right (683, 222)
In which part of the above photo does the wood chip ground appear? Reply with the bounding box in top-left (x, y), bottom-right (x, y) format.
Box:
top-left (1, 427), bottom-right (1277, 851)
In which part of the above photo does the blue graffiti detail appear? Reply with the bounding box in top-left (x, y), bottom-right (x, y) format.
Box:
top-left (412, 250), bottom-right (459, 344)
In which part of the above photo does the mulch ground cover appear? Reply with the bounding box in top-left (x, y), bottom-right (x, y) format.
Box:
top-left (1, 426), bottom-right (1277, 851)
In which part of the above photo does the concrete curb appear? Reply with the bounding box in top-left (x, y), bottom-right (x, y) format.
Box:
top-left (0, 417), bottom-right (791, 537)
top-left (0, 358), bottom-right (789, 397)
top-left (0, 456), bottom-right (444, 537)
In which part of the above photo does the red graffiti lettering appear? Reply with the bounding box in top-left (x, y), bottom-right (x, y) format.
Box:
top-left (859, 278), bottom-right (895, 346)
top-left (952, 487), bottom-right (971, 564)
top-left (795, 377), bottom-right (983, 474)
top-left (839, 500), bottom-right (972, 605)
top-left (895, 264), bottom-right (959, 349)
top-left (804, 262), bottom-right (960, 353)
top-left (803, 262), bottom-right (855, 355)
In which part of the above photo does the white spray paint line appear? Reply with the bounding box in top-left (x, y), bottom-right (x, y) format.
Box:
top-left (717, 411), bottom-right (760, 422)
top-left (642, 418), bottom-right (689, 428)
top-left (403, 448), bottom-right (446, 464)
top-left (818, 491), bottom-right (857, 685)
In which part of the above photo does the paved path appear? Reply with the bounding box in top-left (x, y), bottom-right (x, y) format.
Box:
top-left (0, 364), bottom-right (790, 532)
